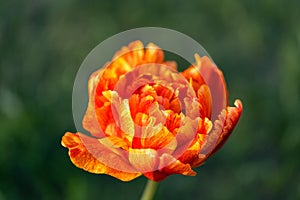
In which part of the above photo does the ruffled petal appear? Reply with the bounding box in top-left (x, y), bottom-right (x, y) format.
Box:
top-left (195, 56), bottom-right (228, 121)
top-left (181, 54), bottom-right (226, 121)
top-left (199, 99), bottom-right (243, 159)
top-left (113, 40), bottom-right (145, 67)
top-left (143, 154), bottom-right (196, 181)
top-left (61, 132), bottom-right (141, 181)
top-left (195, 55), bottom-right (228, 121)
top-left (144, 43), bottom-right (164, 63)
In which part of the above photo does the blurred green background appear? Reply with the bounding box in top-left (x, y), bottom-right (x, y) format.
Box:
top-left (1, 0), bottom-right (299, 199)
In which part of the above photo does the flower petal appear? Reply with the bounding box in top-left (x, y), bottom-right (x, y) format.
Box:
top-left (128, 148), bottom-right (158, 173)
top-left (82, 93), bottom-right (114, 138)
top-left (143, 154), bottom-right (196, 181)
top-left (181, 64), bottom-right (205, 92)
top-left (159, 154), bottom-right (196, 176)
top-left (178, 118), bottom-right (212, 167)
top-left (61, 132), bottom-right (141, 181)
top-left (113, 40), bottom-right (144, 67)
top-left (172, 117), bottom-right (199, 158)
top-left (144, 43), bottom-right (164, 63)
top-left (82, 102), bottom-right (105, 138)
top-left (197, 84), bottom-right (212, 119)
top-left (82, 69), bottom-right (114, 138)
top-left (199, 99), bottom-right (243, 159)
top-left (195, 55), bottom-right (228, 121)
top-left (141, 126), bottom-right (175, 150)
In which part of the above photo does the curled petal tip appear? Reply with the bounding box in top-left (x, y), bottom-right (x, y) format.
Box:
top-left (194, 53), bottom-right (202, 67)
top-left (234, 99), bottom-right (243, 111)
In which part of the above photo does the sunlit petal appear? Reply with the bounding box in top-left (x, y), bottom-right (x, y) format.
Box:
top-left (61, 132), bottom-right (141, 181)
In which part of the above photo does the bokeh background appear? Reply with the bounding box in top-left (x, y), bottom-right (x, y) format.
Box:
top-left (1, 0), bottom-right (299, 199)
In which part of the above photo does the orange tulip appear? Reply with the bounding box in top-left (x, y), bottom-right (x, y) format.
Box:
top-left (61, 40), bottom-right (242, 181)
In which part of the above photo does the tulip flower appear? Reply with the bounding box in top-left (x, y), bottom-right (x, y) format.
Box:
top-left (61, 40), bottom-right (242, 184)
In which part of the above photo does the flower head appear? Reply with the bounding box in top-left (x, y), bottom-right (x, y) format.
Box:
top-left (61, 40), bottom-right (242, 181)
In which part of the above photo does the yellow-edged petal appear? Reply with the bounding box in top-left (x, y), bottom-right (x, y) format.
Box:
top-left (61, 132), bottom-right (141, 181)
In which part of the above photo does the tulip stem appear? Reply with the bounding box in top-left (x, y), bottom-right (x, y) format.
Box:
top-left (140, 180), bottom-right (160, 200)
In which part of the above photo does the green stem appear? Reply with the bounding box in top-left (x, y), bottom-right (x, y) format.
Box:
top-left (140, 180), bottom-right (160, 200)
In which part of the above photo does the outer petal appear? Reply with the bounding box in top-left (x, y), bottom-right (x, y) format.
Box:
top-left (61, 132), bottom-right (141, 181)
top-left (83, 92), bottom-right (114, 138)
top-left (113, 40), bottom-right (145, 67)
top-left (196, 55), bottom-right (228, 121)
top-left (144, 43), bottom-right (164, 63)
top-left (82, 69), bottom-right (108, 138)
top-left (199, 99), bottom-right (243, 160)
top-left (143, 154), bottom-right (196, 181)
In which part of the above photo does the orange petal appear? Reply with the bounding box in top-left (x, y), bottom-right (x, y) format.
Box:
top-left (196, 55), bottom-right (228, 121)
top-left (82, 102), bottom-right (105, 138)
top-left (127, 40), bottom-right (145, 67)
top-left (96, 67), bottom-right (119, 93)
top-left (113, 40), bottom-right (145, 68)
top-left (172, 117), bottom-right (199, 158)
top-left (144, 43), bottom-right (164, 63)
top-left (164, 111), bottom-right (182, 133)
top-left (143, 154), bottom-right (196, 181)
top-left (87, 69), bottom-right (102, 99)
top-left (83, 71), bottom-right (113, 137)
top-left (111, 95), bottom-right (135, 138)
top-left (109, 57), bottom-right (132, 76)
top-left (141, 126), bottom-right (175, 150)
top-left (178, 118), bottom-right (212, 167)
top-left (61, 132), bottom-right (141, 181)
top-left (180, 64), bottom-right (205, 92)
top-left (83, 98), bottom-right (113, 138)
top-left (163, 61), bottom-right (177, 70)
top-left (99, 135), bottom-right (129, 151)
top-left (134, 112), bottom-right (150, 127)
top-left (197, 84), bottom-right (212, 119)
top-left (200, 99), bottom-right (243, 158)
top-left (159, 154), bottom-right (196, 176)
top-left (128, 148), bottom-right (158, 173)
top-left (129, 94), bottom-right (155, 121)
